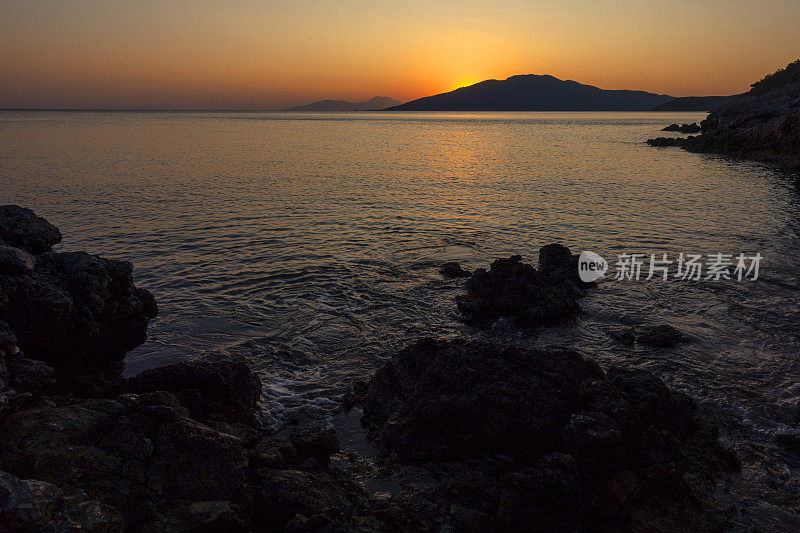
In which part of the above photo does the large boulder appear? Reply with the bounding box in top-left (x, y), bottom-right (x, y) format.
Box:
top-left (125, 352), bottom-right (262, 424)
top-left (0, 393), bottom-right (246, 530)
top-left (0, 251), bottom-right (157, 384)
top-left (0, 469), bottom-right (122, 532)
top-left (358, 338), bottom-right (739, 531)
top-left (0, 205), bottom-right (62, 255)
top-left (362, 338), bottom-right (601, 462)
top-left (456, 245), bottom-right (587, 327)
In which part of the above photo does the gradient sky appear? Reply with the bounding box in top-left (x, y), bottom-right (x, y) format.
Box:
top-left (1, 0), bottom-right (798, 109)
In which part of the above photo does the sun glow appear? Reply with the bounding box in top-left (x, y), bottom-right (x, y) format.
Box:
top-left (452, 77), bottom-right (481, 91)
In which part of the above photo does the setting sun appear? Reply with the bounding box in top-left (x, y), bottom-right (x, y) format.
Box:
top-left (452, 77), bottom-right (482, 90)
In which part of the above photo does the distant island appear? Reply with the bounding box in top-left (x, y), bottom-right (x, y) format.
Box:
top-left (650, 95), bottom-right (736, 112)
top-left (285, 96), bottom-right (401, 112)
top-left (385, 75), bottom-right (674, 111)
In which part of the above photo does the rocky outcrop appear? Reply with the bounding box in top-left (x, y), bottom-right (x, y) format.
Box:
top-left (0, 206), bottom-right (374, 531)
top-left (0, 205), bottom-right (62, 255)
top-left (648, 60), bottom-right (800, 170)
top-left (0, 469), bottom-right (122, 531)
top-left (357, 338), bottom-right (739, 531)
top-left (662, 122), bottom-right (701, 133)
top-left (646, 136), bottom-right (684, 147)
top-left (456, 244), bottom-right (588, 326)
top-left (0, 206), bottom-right (158, 393)
top-left (125, 352), bottom-right (262, 425)
top-left (0, 376), bottom-right (367, 531)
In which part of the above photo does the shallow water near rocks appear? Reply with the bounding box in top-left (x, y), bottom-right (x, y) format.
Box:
top-left (3, 110), bottom-right (800, 520)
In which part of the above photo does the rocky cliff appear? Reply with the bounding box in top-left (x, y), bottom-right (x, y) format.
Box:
top-left (648, 60), bottom-right (800, 170)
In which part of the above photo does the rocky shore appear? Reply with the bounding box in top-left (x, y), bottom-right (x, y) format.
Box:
top-left (647, 60), bottom-right (800, 170)
top-left (455, 244), bottom-right (590, 327)
top-left (0, 206), bottom-right (740, 531)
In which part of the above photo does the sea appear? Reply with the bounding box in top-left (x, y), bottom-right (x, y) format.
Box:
top-left (3, 110), bottom-right (800, 515)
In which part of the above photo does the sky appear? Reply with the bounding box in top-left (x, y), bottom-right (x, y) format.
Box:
top-left (1, 0), bottom-right (798, 110)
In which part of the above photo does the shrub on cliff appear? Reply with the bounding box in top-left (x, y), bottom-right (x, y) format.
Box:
top-left (748, 59), bottom-right (800, 96)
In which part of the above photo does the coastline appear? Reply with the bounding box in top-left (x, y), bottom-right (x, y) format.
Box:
top-left (647, 81), bottom-right (800, 172)
top-left (0, 206), bottom-right (747, 530)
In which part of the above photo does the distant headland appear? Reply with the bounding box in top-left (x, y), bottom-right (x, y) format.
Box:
top-left (285, 96), bottom-right (401, 112)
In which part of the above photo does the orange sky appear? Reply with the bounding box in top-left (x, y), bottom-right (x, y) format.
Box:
top-left (1, 0), bottom-right (798, 110)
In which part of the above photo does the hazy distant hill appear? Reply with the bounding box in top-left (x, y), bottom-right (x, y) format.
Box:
top-left (286, 96), bottom-right (401, 112)
top-left (650, 95), bottom-right (735, 112)
top-left (385, 75), bottom-right (672, 111)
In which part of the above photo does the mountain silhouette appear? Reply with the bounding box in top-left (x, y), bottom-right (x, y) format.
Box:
top-left (286, 96), bottom-right (401, 112)
top-left (650, 95), bottom-right (735, 112)
top-left (385, 75), bottom-right (672, 111)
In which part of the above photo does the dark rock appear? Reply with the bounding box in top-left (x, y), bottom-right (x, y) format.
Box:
top-left (537, 243), bottom-right (574, 272)
top-left (359, 338), bottom-right (738, 531)
top-left (646, 136), bottom-right (687, 147)
top-left (8, 357), bottom-right (55, 391)
top-left (147, 418), bottom-right (247, 501)
top-left (0, 251), bottom-right (158, 384)
top-left (637, 324), bottom-right (685, 348)
top-left (362, 338), bottom-right (603, 462)
top-left (250, 468), bottom-right (355, 531)
top-left (125, 352), bottom-right (262, 423)
top-left (775, 433), bottom-right (800, 454)
top-left (250, 436), bottom-right (300, 469)
top-left (439, 261), bottom-right (471, 278)
top-left (185, 500), bottom-right (245, 532)
top-left (341, 379), bottom-right (368, 411)
top-left (0, 392), bottom-right (252, 530)
top-left (662, 122), bottom-right (701, 133)
top-left (0, 320), bottom-right (16, 356)
top-left (0, 205), bottom-right (62, 255)
top-left (456, 245), bottom-right (586, 327)
top-left (0, 469), bottom-right (123, 531)
top-left (0, 245), bottom-right (35, 275)
top-left (607, 326), bottom-right (636, 346)
top-left (289, 426), bottom-right (340, 467)
top-left (0, 208), bottom-right (379, 532)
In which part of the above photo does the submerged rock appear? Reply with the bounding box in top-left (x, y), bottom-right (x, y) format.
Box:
top-left (607, 326), bottom-right (637, 346)
top-left (359, 338), bottom-right (739, 531)
top-left (456, 244), bottom-right (587, 327)
top-left (607, 324), bottom-right (686, 348)
top-left (646, 136), bottom-right (687, 147)
top-left (662, 122), bottom-right (701, 133)
top-left (637, 324), bottom-right (685, 347)
top-left (438, 261), bottom-right (471, 278)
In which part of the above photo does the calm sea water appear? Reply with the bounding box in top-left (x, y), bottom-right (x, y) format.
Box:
top-left (2, 111), bottom-right (800, 444)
